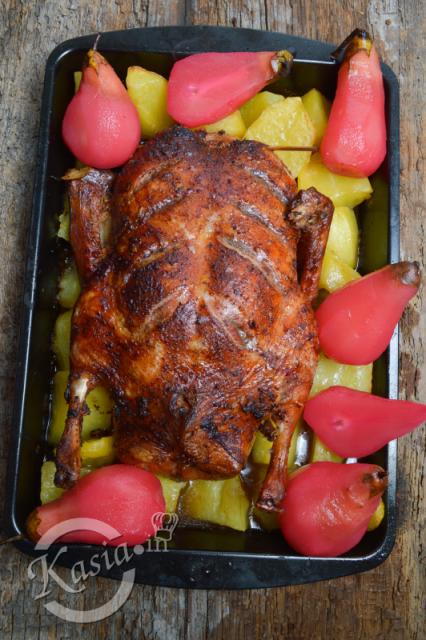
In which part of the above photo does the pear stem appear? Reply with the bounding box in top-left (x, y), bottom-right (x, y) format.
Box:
top-left (331, 29), bottom-right (373, 63)
top-left (271, 50), bottom-right (294, 77)
top-left (363, 470), bottom-right (388, 498)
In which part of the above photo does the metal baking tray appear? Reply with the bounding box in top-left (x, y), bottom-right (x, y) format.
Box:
top-left (5, 26), bottom-right (399, 589)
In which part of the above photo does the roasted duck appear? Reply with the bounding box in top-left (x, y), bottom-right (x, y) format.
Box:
top-left (55, 127), bottom-right (333, 510)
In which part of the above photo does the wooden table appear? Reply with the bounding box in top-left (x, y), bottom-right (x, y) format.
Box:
top-left (0, 1), bottom-right (424, 638)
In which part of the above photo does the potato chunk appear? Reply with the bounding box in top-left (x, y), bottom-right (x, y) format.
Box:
top-left (240, 91), bottom-right (284, 127)
top-left (80, 436), bottom-right (115, 467)
top-left (319, 249), bottom-right (360, 292)
top-left (58, 261), bottom-right (81, 308)
top-left (57, 202), bottom-right (70, 242)
top-left (40, 461), bottom-right (90, 504)
top-left (74, 71), bottom-right (82, 92)
top-left (181, 476), bottom-right (249, 531)
top-left (198, 110), bottom-right (246, 138)
top-left (52, 310), bottom-right (72, 370)
top-left (251, 431), bottom-right (272, 465)
top-left (251, 420), bottom-right (301, 468)
top-left (367, 499), bottom-right (385, 531)
top-left (40, 461), bottom-right (64, 504)
top-left (48, 371), bottom-right (113, 445)
top-left (310, 353), bottom-right (373, 398)
top-left (302, 89), bottom-right (330, 145)
top-left (245, 97), bottom-right (316, 177)
top-left (298, 153), bottom-right (372, 207)
top-left (126, 66), bottom-right (174, 138)
top-left (310, 435), bottom-right (343, 463)
top-left (157, 476), bottom-right (187, 513)
top-left (326, 206), bottom-right (359, 268)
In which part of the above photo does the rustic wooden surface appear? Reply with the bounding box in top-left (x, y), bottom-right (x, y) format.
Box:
top-left (0, 1), bottom-right (425, 638)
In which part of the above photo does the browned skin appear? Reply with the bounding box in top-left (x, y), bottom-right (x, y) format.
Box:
top-left (68, 169), bottom-right (114, 280)
top-left (55, 127), bottom-right (333, 511)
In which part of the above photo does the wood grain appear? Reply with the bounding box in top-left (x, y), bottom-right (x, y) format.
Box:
top-left (0, 1), bottom-right (425, 638)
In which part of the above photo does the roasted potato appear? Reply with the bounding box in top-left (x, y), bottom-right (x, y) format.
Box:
top-left (40, 460), bottom-right (90, 504)
top-left (181, 476), bottom-right (249, 531)
top-left (198, 109), bottom-right (246, 138)
top-left (157, 476), bottom-right (187, 513)
top-left (298, 153), bottom-right (372, 207)
top-left (58, 261), bottom-right (81, 308)
top-left (240, 90), bottom-right (284, 127)
top-left (301, 88), bottom-right (330, 145)
top-left (310, 434), bottom-right (344, 463)
top-left (326, 206), bottom-right (359, 268)
top-left (367, 499), bottom-right (385, 531)
top-left (126, 66), bottom-right (174, 138)
top-left (251, 420), bottom-right (301, 469)
top-left (245, 97), bottom-right (316, 177)
top-left (310, 353), bottom-right (373, 398)
top-left (319, 248), bottom-right (361, 292)
top-left (52, 310), bottom-right (72, 370)
top-left (57, 203), bottom-right (70, 242)
top-left (80, 436), bottom-right (115, 467)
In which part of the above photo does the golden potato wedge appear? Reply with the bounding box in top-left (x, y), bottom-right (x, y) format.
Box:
top-left (310, 353), bottom-right (373, 398)
top-left (198, 110), bottom-right (246, 139)
top-left (245, 97), bottom-right (316, 177)
top-left (181, 476), bottom-right (249, 531)
top-left (52, 310), bottom-right (72, 370)
top-left (326, 206), bottom-right (359, 268)
top-left (126, 66), bottom-right (174, 138)
top-left (240, 91), bottom-right (284, 127)
top-left (74, 71), bottom-right (82, 92)
top-left (298, 153), bottom-right (372, 207)
top-left (310, 435), bottom-right (344, 463)
top-left (57, 201), bottom-right (70, 242)
top-left (40, 461), bottom-right (64, 504)
top-left (302, 88), bottom-right (330, 145)
top-left (251, 431), bottom-right (272, 465)
top-left (251, 420), bottom-right (301, 469)
top-left (157, 476), bottom-right (187, 513)
top-left (367, 499), bottom-right (385, 531)
top-left (80, 436), bottom-right (115, 467)
top-left (58, 261), bottom-right (81, 308)
top-left (319, 248), bottom-right (361, 292)
top-left (40, 461), bottom-right (91, 504)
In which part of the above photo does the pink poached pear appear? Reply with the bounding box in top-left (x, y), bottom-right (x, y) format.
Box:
top-left (280, 462), bottom-right (388, 557)
top-left (167, 50), bottom-right (293, 127)
top-left (316, 262), bottom-right (420, 365)
top-left (27, 465), bottom-right (165, 546)
top-left (62, 48), bottom-right (141, 169)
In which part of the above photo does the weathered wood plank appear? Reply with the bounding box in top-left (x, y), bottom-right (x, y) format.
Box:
top-left (0, 1), bottom-right (424, 638)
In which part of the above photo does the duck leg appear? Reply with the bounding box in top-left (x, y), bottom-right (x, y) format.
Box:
top-left (256, 403), bottom-right (303, 511)
top-left (54, 170), bottom-right (114, 488)
top-left (55, 374), bottom-right (95, 488)
top-left (258, 188), bottom-right (333, 511)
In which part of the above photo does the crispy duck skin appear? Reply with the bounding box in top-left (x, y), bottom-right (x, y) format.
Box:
top-left (68, 169), bottom-right (114, 280)
top-left (56, 127), bottom-right (333, 511)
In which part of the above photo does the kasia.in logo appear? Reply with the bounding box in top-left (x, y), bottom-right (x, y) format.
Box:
top-left (27, 513), bottom-right (178, 623)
